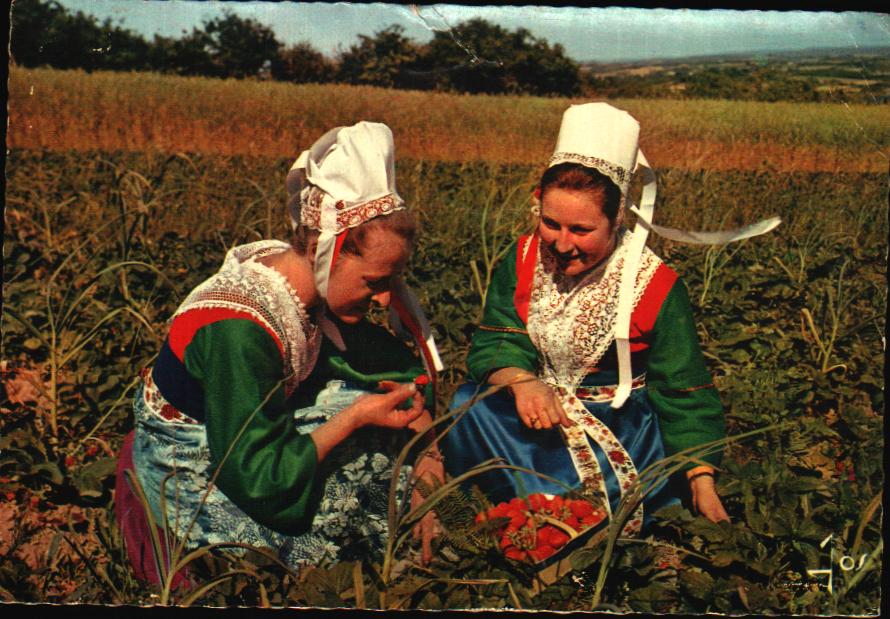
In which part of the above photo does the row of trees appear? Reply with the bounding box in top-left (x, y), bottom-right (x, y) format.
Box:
top-left (11, 0), bottom-right (582, 96)
top-left (16, 0), bottom-right (875, 103)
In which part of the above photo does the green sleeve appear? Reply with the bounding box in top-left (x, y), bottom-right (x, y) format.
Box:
top-left (466, 241), bottom-right (539, 383)
top-left (185, 319), bottom-right (319, 535)
top-left (299, 318), bottom-right (434, 410)
top-left (646, 280), bottom-right (725, 470)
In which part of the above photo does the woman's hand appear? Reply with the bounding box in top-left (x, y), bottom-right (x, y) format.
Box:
top-left (410, 448), bottom-right (444, 565)
top-left (381, 386), bottom-right (444, 565)
top-left (347, 382), bottom-right (424, 430)
top-left (690, 474), bottom-right (730, 523)
top-left (507, 375), bottom-right (572, 430)
top-left (310, 383), bottom-right (423, 463)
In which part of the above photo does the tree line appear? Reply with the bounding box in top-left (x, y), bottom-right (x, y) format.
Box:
top-left (10, 0), bottom-right (582, 96)
top-left (14, 0), bottom-right (879, 103)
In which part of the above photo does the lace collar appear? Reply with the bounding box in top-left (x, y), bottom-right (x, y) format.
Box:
top-left (174, 240), bottom-right (321, 396)
top-left (527, 230), bottom-right (661, 390)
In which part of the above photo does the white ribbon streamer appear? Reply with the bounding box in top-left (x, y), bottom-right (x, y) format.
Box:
top-left (389, 277), bottom-right (445, 373)
top-left (610, 151), bottom-right (781, 408)
top-left (611, 152), bottom-right (656, 409)
top-left (629, 208), bottom-right (782, 245)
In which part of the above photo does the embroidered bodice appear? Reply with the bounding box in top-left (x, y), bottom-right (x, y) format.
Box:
top-left (527, 229), bottom-right (662, 390)
top-left (173, 240), bottom-right (321, 396)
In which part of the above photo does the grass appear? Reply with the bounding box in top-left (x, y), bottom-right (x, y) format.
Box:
top-left (9, 67), bottom-right (890, 172)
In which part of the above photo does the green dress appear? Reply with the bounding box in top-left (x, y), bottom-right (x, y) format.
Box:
top-left (130, 241), bottom-right (428, 568)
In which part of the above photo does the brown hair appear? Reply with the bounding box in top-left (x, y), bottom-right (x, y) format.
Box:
top-left (290, 208), bottom-right (417, 260)
top-left (539, 163), bottom-right (622, 223)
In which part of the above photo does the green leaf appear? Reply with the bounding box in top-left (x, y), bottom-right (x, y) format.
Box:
top-left (628, 581), bottom-right (676, 613)
top-left (711, 550), bottom-right (741, 567)
top-left (71, 457), bottom-right (116, 497)
top-left (23, 338), bottom-right (43, 350)
top-left (569, 545), bottom-right (604, 572)
top-left (680, 569), bottom-right (714, 600)
top-left (686, 517), bottom-right (732, 543)
top-left (30, 462), bottom-right (64, 485)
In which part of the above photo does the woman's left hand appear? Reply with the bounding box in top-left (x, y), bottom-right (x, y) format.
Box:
top-left (690, 474), bottom-right (730, 523)
top-left (411, 449), bottom-right (444, 565)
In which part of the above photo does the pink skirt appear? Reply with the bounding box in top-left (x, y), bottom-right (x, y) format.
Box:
top-left (114, 430), bottom-right (192, 590)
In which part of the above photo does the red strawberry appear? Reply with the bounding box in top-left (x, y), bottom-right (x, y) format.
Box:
top-left (414, 374), bottom-right (430, 387)
top-left (509, 497), bottom-right (528, 510)
top-left (528, 493), bottom-right (547, 511)
top-left (529, 544), bottom-right (555, 562)
top-left (489, 503), bottom-right (510, 519)
top-left (547, 528), bottom-right (570, 549)
top-left (569, 499), bottom-right (594, 519)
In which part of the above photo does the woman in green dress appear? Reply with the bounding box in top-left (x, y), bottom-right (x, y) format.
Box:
top-left (443, 103), bottom-right (776, 542)
top-left (114, 121), bottom-right (444, 583)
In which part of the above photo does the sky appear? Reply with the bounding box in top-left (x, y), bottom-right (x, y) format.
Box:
top-left (47, 2), bottom-right (890, 63)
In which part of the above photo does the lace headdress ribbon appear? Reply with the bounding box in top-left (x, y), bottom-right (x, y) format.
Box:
top-left (547, 103), bottom-right (780, 408)
top-left (286, 122), bottom-right (443, 376)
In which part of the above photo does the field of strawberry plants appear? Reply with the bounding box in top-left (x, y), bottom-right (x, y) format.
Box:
top-left (2, 144), bottom-right (884, 612)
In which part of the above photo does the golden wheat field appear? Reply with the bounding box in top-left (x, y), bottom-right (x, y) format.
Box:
top-left (9, 67), bottom-right (889, 172)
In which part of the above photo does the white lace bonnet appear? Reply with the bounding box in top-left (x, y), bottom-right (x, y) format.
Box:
top-left (286, 122), bottom-right (443, 374)
top-left (545, 103), bottom-right (780, 408)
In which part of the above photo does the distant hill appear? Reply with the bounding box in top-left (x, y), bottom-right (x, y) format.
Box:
top-left (579, 47), bottom-right (890, 104)
top-left (580, 46), bottom-right (890, 69)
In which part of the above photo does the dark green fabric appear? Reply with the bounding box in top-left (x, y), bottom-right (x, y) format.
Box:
top-left (466, 241), bottom-right (539, 382)
top-left (647, 280), bottom-right (725, 469)
top-left (185, 319), bottom-right (319, 535)
top-left (294, 317), bottom-right (433, 411)
top-left (465, 242), bottom-right (725, 469)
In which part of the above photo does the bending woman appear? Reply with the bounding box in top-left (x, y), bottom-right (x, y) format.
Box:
top-left (114, 122), bottom-right (443, 580)
top-left (442, 103), bottom-right (731, 538)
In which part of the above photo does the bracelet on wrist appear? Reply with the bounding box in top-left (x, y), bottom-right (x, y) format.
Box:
top-left (688, 471), bottom-right (715, 483)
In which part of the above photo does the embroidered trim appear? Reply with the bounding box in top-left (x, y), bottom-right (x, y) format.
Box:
top-left (555, 386), bottom-right (644, 538)
top-left (548, 152), bottom-right (631, 195)
top-left (300, 187), bottom-right (405, 233)
top-left (141, 369), bottom-right (198, 426)
top-left (527, 229), bottom-right (662, 391)
top-left (519, 235), bottom-right (534, 263)
top-left (576, 374), bottom-right (646, 403)
top-left (477, 325), bottom-right (528, 334)
top-left (172, 241), bottom-right (321, 398)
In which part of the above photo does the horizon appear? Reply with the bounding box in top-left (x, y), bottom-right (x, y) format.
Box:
top-left (36, 2), bottom-right (890, 64)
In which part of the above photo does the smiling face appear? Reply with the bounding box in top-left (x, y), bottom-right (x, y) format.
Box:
top-left (325, 228), bottom-right (409, 323)
top-left (538, 186), bottom-right (618, 277)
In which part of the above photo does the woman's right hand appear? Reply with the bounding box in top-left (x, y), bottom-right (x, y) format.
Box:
top-left (310, 382), bottom-right (423, 464)
top-left (346, 382), bottom-right (424, 430)
top-left (509, 377), bottom-right (572, 430)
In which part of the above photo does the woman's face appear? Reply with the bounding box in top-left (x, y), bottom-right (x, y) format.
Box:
top-left (325, 228), bottom-right (409, 323)
top-left (538, 186), bottom-right (617, 277)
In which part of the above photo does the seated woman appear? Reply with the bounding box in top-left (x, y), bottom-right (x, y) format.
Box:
top-left (442, 103), bottom-right (734, 540)
top-left (114, 122), bottom-right (444, 583)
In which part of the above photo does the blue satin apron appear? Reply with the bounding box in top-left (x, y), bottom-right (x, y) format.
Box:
top-left (442, 377), bottom-right (678, 532)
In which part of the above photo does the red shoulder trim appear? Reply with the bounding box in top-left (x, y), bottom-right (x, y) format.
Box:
top-left (513, 234), bottom-right (539, 325)
top-left (168, 307), bottom-right (284, 363)
top-left (629, 262), bottom-right (678, 350)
